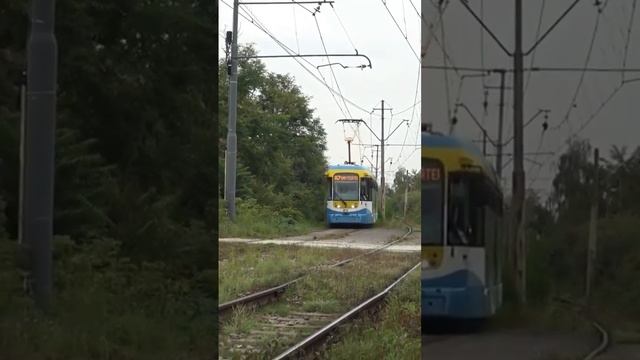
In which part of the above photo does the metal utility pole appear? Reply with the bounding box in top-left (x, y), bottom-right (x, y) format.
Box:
top-left (495, 69), bottom-right (506, 180)
top-left (512, 0), bottom-right (526, 305)
top-left (24, 0), bottom-right (58, 311)
top-left (586, 147), bottom-right (599, 303)
top-left (224, 0), bottom-right (239, 221)
top-left (374, 145), bottom-right (379, 181)
top-left (372, 100), bottom-right (392, 220)
top-left (458, 0), bottom-right (584, 308)
top-left (381, 100), bottom-right (385, 220)
top-left (18, 70), bottom-right (26, 245)
top-left (403, 175), bottom-right (409, 218)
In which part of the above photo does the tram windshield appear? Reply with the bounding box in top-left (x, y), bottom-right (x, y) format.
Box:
top-left (422, 158), bottom-right (444, 245)
top-left (333, 173), bottom-right (359, 201)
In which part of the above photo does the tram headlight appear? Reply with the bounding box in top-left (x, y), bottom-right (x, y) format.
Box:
top-left (336, 204), bottom-right (341, 208)
top-left (350, 204), bottom-right (356, 208)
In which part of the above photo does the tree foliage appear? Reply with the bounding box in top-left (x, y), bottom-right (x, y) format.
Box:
top-left (386, 168), bottom-right (420, 225)
top-left (0, 1), bottom-right (216, 356)
top-left (525, 138), bottom-right (640, 325)
top-left (217, 44), bottom-right (328, 224)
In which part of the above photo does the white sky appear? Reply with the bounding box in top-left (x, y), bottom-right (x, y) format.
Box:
top-left (219, 0), bottom-right (422, 183)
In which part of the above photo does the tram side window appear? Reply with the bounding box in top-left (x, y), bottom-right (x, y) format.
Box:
top-left (327, 178), bottom-right (332, 200)
top-left (447, 176), bottom-right (475, 246)
top-left (360, 178), bottom-right (369, 201)
top-left (471, 176), bottom-right (502, 247)
top-left (448, 174), bottom-right (497, 247)
top-left (423, 159), bottom-right (444, 245)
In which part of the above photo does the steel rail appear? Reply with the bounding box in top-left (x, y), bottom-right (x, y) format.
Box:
top-left (218, 225), bottom-right (413, 315)
top-left (273, 262), bottom-right (420, 359)
top-left (552, 296), bottom-right (610, 359)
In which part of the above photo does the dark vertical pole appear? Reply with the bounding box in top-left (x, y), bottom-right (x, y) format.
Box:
top-left (225, 0), bottom-right (239, 221)
top-left (586, 148), bottom-right (599, 303)
top-left (380, 100), bottom-right (385, 220)
top-left (512, 0), bottom-right (526, 305)
top-left (347, 140), bottom-right (352, 164)
top-left (482, 130), bottom-right (487, 156)
top-left (25, 0), bottom-right (58, 311)
top-left (496, 70), bottom-right (506, 181)
top-left (18, 71), bottom-right (26, 246)
top-left (375, 145), bottom-right (379, 181)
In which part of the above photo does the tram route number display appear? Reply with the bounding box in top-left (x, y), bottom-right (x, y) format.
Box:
top-left (422, 167), bottom-right (441, 182)
top-left (334, 174), bottom-right (358, 181)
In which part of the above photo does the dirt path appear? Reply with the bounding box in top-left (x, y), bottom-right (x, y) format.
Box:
top-left (219, 227), bottom-right (419, 252)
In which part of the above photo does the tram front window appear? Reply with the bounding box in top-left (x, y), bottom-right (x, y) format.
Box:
top-left (423, 159), bottom-right (444, 245)
top-left (333, 173), bottom-right (359, 201)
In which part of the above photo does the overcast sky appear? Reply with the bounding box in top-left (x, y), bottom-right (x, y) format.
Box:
top-left (422, 0), bottom-right (640, 199)
top-left (219, 0), bottom-right (422, 184)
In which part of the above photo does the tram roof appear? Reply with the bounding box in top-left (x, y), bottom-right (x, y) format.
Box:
top-left (327, 164), bottom-right (370, 171)
top-left (326, 164), bottom-right (375, 178)
top-left (422, 132), bottom-right (498, 183)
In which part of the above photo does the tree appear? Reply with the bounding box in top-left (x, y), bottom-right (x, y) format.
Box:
top-left (218, 44), bottom-right (328, 222)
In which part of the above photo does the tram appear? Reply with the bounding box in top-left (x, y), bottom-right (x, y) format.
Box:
top-left (422, 129), bottom-right (504, 319)
top-left (325, 163), bottom-right (378, 227)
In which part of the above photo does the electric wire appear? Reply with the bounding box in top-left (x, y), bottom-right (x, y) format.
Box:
top-left (220, 0), bottom-right (372, 114)
top-left (380, 0), bottom-right (421, 63)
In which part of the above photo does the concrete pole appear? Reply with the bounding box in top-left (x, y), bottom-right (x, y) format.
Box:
top-left (224, 0), bottom-right (239, 221)
top-left (25, 0), bottom-right (58, 311)
top-left (586, 148), bottom-right (599, 303)
top-left (380, 100), bottom-right (385, 220)
top-left (512, 0), bottom-right (527, 305)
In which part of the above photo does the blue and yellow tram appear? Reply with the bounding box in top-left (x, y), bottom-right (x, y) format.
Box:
top-left (422, 129), bottom-right (504, 319)
top-left (325, 164), bottom-right (378, 227)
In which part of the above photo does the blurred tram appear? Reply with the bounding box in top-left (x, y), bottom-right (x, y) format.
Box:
top-left (422, 128), bottom-right (504, 319)
top-left (325, 164), bottom-right (378, 227)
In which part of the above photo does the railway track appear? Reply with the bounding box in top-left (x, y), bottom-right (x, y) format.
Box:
top-left (218, 225), bottom-right (414, 316)
top-left (273, 263), bottom-right (420, 359)
top-left (553, 297), bottom-right (610, 360)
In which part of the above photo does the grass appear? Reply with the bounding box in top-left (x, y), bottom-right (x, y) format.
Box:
top-left (218, 200), bottom-right (322, 239)
top-left (218, 243), bottom-right (367, 303)
top-left (319, 267), bottom-right (421, 360)
top-left (0, 237), bottom-right (214, 360)
top-left (218, 250), bottom-right (420, 359)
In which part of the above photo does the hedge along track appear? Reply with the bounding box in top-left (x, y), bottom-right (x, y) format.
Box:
top-left (552, 297), bottom-right (610, 359)
top-left (218, 225), bottom-right (413, 317)
top-left (273, 262), bottom-right (421, 359)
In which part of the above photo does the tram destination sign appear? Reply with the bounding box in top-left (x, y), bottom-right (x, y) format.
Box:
top-left (422, 159), bottom-right (443, 182)
top-left (334, 173), bottom-right (359, 181)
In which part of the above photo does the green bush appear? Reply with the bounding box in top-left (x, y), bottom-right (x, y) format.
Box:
top-left (219, 197), bottom-right (318, 238)
top-left (0, 235), bottom-right (214, 360)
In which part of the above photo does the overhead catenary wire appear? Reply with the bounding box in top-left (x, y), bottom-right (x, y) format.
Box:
top-left (397, 61), bottom-right (422, 163)
top-left (220, 0), bottom-right (372, 115)
top-left (293, 6), bottom-right (300, 53)
top-left (439, 1), bottom-right (453, 122)
top-left (552, 7), bottom-right (603, 132)
top-left (621, 0), bottom-right (637, 82)
top-left (380, 0), bottom-right (421, 63)
top-left (314, 15), bottom-right (352, 118)
top-left (407, 0), bottom-right (460, 78)
top-left (331, 3), bottom-right (359, 53)
top-left (524, 0), bottom-right (546, 93)
top-left (480, 0), bottom-right (486, 88)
